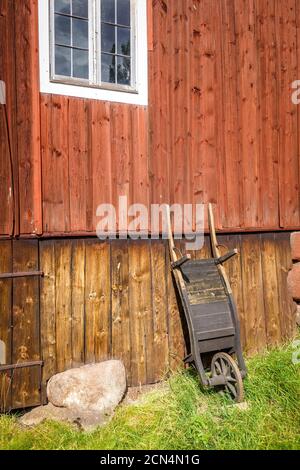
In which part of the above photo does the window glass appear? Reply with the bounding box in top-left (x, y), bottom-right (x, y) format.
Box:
top-left (101, 0), bottom-right (115, 23)
top-left (54, 0), bottom-right (89, 79)
top-left (100, 0), bottom-right (131, 86)
top-left (55, 0), bottom-right (70, 15)
top-left (73, 49), bottom-right (89, 79)
top-left (52, 0), bottom-right (133, 88)
top-left (55, 45), bottom-right (71, 76)
top-left (117, 0), bottom-right (130, 26)
top-left (72, 0), bottom-right (88, 18)
top-left (101, 53), bottom-right (116, 83)
top-left (72, 18), bottom-right (89, 49)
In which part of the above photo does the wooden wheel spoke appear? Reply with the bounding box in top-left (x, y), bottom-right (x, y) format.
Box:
top-left (220, 358), bottom-right (228, 375)
top-left (226, 375), bottom-right (237, 383)
top-left (215, 360), bottom-right (222, 374)
top-left (226, 382), bottom-right (237, 398)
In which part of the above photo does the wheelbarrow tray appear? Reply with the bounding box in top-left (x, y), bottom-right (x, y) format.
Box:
top-left (180, 258), bottom-right (236, 354)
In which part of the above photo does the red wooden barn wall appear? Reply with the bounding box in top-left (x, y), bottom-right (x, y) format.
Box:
top-left (1, 0), bottom-right (300, 236)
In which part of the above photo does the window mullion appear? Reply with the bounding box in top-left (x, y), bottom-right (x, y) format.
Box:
top-left (115, 0), bottom-right (117, 85)
top-left (89, 0), bottom-right (96, 84)
top-left (97, 0), bottom-right (101, 85)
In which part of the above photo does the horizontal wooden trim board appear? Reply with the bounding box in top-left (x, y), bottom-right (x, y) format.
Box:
top-left (0, 233), bottom-right (297, 411)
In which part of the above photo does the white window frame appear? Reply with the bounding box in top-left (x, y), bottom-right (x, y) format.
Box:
top-left (38, 0), bottom-right (148, 105)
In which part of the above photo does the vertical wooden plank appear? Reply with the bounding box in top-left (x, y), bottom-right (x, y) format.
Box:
top-left (40, 240), bottom-right (56, 401)
top-left (131, 106), bottom-right (149, 209)
top-left (257, 0), bottom-right (279, 228)
top-left (166, 242), bottom-right (185, 371)
top-left (235, 0), bottom-right (260, 228)
top-left (14, 0), bottom-right (41, 235)
top-left (0, 105), bottom-right (12, 235)
top-left (12, 240), bottom-right (40, 408)
top-left (276, 0), bottom-right (299, 228)
top-left (275, 232), bottom-right (296, 339)
top-left (149, 0), bottom-right (170, 207)
top-left (218, 234), bottom-right (246, 348)
top-left (240, 234), bottom-right (267, 354)
top-left (0, 240), bottom-right (12, 411)
top-left (71, 240), bottom-right (85, 367)
top-left (0, 0), bottom-right (19, 236)
top-left (69, 98), bottom-right (88, 232)
top-left (192, 0), bottom-right (218, 224)
top-left (219, 0), bottom-right (242, 228)
top-left (111, 240), bottom-right (131, 381)
top-left (85, 240), bottom-right (111, 363)
top-left (128, 240), bottom-right (153, 385)
top-left (42, 94), bottom-right (70, 233)
top-left (150, 240), bottom-right (169, 382)
top-left (91, 100), bottom-right (112, 229)
top-left (147, 0), bottom-right (154, 52)
top-left (171, 1), bottom-right (191, 211)
top-left (55, 240), bottom-right (72, 373)
top-left (111, 103), bottom-right (131, 232)
top-left (260, 233), bottom-right (282, 346)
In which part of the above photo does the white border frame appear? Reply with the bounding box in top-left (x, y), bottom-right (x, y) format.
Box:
top-left (38, 0), bottom-right (148, 105)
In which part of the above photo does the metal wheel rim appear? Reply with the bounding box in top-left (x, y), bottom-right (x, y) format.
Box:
top-left (211, 352), bottom-right (244, 403)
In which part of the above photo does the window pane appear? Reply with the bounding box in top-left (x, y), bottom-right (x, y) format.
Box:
top-left (101, 23), bottom-right (116, 53)
top-left (101, 53), bottom-right (116, 83)
top-left (55, 0), bottom-right (70, 14)
top-left (117, 27), bottom-right (130, 55)
top-left (117, 56), bottom-right (130, 85)
top-left (72, 0), bottom-right (89, 18)
top-left (55, 46), bottom-right (71, 76)
top-left (73, 49), bottom-right (89, 79)
top-left (55, 14), bottom-right (71, 46)
top-left (117, 0), bottom-right (130, 26)
top-left (101, 0), bottom-right (115, 23)
top-left (72, 18), bottom-right (89, 49)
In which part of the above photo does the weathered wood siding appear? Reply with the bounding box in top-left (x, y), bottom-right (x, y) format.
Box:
top-left (0, 239), bottom-right (41, 412)
top-left (1, 0), bottom-right (300, 235)
top-left (0, 233), bottom-right (296, 410)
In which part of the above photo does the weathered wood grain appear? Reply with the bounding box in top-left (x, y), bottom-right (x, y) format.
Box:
top-left (12, 240), bottom-right (40, 408)
top-left (0, 240), bottom-right (12, 411)
top-left (40, 240), bottom-right (56, 402)
top-left (55, 240), bottom-right (72, 373)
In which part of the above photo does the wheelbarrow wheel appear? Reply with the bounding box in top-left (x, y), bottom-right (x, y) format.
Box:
top-left (211, 352), bottom-right (244, 403)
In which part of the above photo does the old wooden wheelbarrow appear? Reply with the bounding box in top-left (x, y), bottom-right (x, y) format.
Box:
top-left (167, 204), bottom-right (247, 402)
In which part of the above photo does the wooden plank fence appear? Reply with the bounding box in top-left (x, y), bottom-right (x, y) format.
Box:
top-left (0, 233), bottom-right (296, 411)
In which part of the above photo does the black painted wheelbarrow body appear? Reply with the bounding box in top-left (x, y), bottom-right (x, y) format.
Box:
top-left (167, 205), bottom-right (247, 402)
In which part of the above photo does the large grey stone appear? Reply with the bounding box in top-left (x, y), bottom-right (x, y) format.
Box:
top-left (47, 360), bottom-right (126, 414)
top-left (20, 360), bottom-right (126, 431)
top-left (19, 403), bottom-right (109, 431)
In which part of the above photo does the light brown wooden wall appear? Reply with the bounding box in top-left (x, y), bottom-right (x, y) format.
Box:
top-left (0, 233), bottom-right (296, 410)
top-left (2, 0), bottom-right (300, 236)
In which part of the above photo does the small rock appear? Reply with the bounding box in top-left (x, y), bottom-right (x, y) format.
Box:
top-left (232, 401), bottom-right (249, 411)
top-left (20, 403), bottom-right (110, 431)
top-left (47, 360), bottom-right (126, 415)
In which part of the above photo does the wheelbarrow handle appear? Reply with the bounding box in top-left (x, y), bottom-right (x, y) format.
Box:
top-left (215, 249), bottom-right (238, 265)
top-left (171, 254), bottom-right (191, 270)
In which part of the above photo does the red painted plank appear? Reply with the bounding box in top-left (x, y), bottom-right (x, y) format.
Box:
top-left (15, 0), bottom-right (42, 235)
top-left (276, 0), bottom-right (299, 228)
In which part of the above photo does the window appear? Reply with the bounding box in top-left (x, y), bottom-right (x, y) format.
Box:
top-left (39, 0), bottom-right (148, 105)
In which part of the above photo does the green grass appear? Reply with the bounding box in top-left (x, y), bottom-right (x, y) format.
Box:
top-left (1, 341), bottom-right (300, 450)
